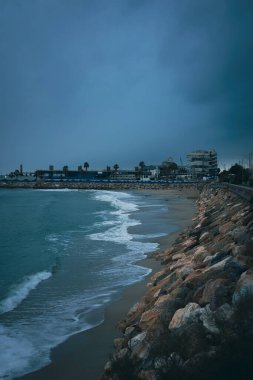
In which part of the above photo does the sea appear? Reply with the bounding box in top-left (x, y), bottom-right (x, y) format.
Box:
top-left (0, 188), bottom-right (177, 379)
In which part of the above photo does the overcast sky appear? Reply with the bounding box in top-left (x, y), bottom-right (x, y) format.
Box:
top-left (0, 0), bottom-right (252, 173)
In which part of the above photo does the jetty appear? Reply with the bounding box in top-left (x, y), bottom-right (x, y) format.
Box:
top-left (101, 185), bottom-right (253, 380)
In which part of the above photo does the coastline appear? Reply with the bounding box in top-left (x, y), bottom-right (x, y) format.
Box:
top-left (16, 188), bottom-right (198, 380)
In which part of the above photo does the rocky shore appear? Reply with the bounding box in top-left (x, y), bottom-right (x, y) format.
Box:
top-left (101, 186), bottom-right (253, 380)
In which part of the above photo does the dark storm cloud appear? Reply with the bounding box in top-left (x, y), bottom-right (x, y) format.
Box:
top-left (158, 0), bottom-right (253, 145)
top-left (159, 1), bottom-right (253, 101)
top-left (0, 0), bottom-right (252, 172)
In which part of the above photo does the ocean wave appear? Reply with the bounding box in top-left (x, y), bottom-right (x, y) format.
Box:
top-left (89, 215), bottom-right (140, 244)
top-left (0, 271), bottom-right (52, 315)
top-left (35, 189), bottom-right (79, 192)
top-left (0, 324), bottom-right (38, 380)
top-left (89, 191), bottom-right (141, 245)
top-left (92, 190), bottom-right (139, 213)
top-left (0, 289), bottom-right (116, 379)
top-left (133, 232), bottom-right (168, 239)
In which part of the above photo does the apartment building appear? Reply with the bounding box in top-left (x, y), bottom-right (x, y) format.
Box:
top-left (187, 149), bottom-right (218, 179)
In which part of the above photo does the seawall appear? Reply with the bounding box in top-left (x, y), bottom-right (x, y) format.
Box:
top-left (0, 181), bottom-right (202, 192)
top-left (101, 186), bottom-right (253, 380)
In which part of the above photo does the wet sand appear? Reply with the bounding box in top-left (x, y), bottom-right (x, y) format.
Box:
top-left (17, 188), bottom-right (198, 380)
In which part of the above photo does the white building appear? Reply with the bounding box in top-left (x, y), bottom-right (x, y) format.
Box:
top-left (186, 149), bottom-right (218, 179)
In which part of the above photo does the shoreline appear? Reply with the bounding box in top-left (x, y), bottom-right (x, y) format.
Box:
top-left (16, 188), bottom-right (198, 380)
top-left (101, 187), bottom-right (253, 380)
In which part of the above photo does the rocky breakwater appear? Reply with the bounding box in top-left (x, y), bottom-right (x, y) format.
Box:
top-left (101, 187), bottom-right (253, 380)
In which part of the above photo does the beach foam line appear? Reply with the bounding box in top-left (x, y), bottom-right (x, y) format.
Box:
top-left (0, 324), bottom-right (38, 380)
top-left (0, 271), bottom-right (52, 314)
top-left (34, 188), bottom-right (79, 192)
top-left (92, 190), bottom-right (139, 212)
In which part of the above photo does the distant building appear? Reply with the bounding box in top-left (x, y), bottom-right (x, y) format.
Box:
top-left (109, 170), bottom-right (137, 180)
top-left (186, 149), bottom-right (218, 179)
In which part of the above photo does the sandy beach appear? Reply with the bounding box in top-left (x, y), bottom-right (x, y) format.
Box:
top-left (17, 188), bottom-right (198, 380)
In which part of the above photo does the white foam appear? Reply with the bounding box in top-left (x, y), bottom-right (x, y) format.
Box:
top-left (133, 232), bottom-right (168, 239)
top-left (89, 217), bottom-right (140, 244)
top-left (0, 289), bottom-right (116, 379)
top-left (93, 191), bottom-right (139, 213)
top-left (0, 324), bottom-right (39, 380)
top-left (46, 233), bottom-right (59, 242)
top-left (89, 191), bottom-right (141, 245)
top-left (35, 189), bottom-right (79, 192)
top-left (0, 271), bottom-right (52, 314)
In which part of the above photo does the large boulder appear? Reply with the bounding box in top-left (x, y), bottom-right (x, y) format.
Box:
top-left (169, 303), bottom-right (202, 330)
top-left (199, 304), bottom-right (220, 334)
top-left (139, 308), bottom-right (162, 331)
top-left (232, 270), bottom-right (253, 304)
top-left (128, 331), bottom-right (147, 350)
top-left (199, 278), bottom-right (234, 309)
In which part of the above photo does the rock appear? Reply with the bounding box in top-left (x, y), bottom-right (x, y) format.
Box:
top-left (192, 245), bottom-right (210, 264)
top-left (199, 232), bottom-right (210, 242)
top-left (232, 270), bottom-right (253, 304)
top-left (189, 226), bottom-right (202, 237)
top-left (182, 238), bottom-right (198, 251)
top-left (203, 255), bottom-right (214, 265)
top-left (172, 322), bottom-right (210, 358)
top-left (172, 253), bottom-right (185, 261)
top-left (199, 278), bottom-right (233, 309)
top-left (223, 242), bottom-right (235, 254)
top-left (160, 298), bottom-right (184, 323)
top-left (113, 338), bottom-right (126, 349)
top-left (231, 244), bottom-right (245, 257)
top-left (176, 265), bottom-right (194, 280)
top-left (231, 202), bottom-right (243, 209)
top-left (127, 302), bottom-right (140, 317)
top-left (128, 331), bottom-right (147, 350)
top-left (210, 251), bottom-right (229, 265)
top-left (139, 369), bottom-right (158, 380)
top-left (204, 256), bottom-right (231, 272)
top-left (124, 326), bottom-right (137, 337)
top-left (169, 303), bottom-right (201, 330)
top-left (154, 292), bottom-right (173, 307)
top-left (139, 308), bottom-right (161, 331)
top-left (229, 225), bottom-right (248, 243)
top-left (169, 259), bottom-right (187, 271)
top-left (184, 269), bottom-right (204, 289)
top-left (200, 305), bottom-right (220, 334)
top-left (224, 258), bottom-right (246, 280)
top-left (215, 303), bottom-right (234, 322)
top-left (114, 347), bottom-right (129, 360)
top-left (153, 356), bottom-right (168, 369)
top-left (151, 270), bottom-right (166, 284)
top-left (103, 360), bottom-right (112, 373)
top-left (198, 216), bottom-right (209, 227)
top-left (237, 241), bottom-right (253, 257)
top-left (218, 222), bottom-right (234, 235)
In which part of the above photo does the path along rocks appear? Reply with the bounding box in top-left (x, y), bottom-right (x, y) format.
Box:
top-left (101, 186), bottom-right (253, 380)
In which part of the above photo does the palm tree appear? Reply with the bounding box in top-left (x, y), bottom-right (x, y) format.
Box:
top-left (139, 161), bottom-right (145, 178)
top-left (113, 164), bottom-right (119, 172)
top-left (139, 161), bottom-right (145, 173)
top-left (84, 162), bottom-right (89, 172)
top-left (63, 165), bottom-right (68, 174)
